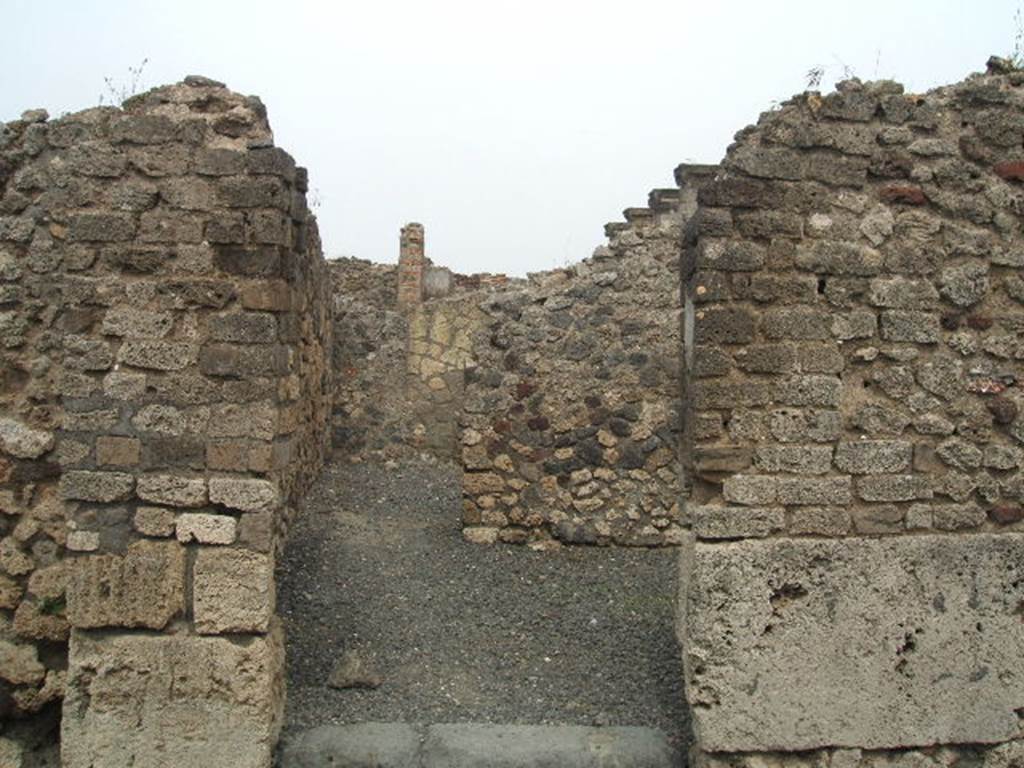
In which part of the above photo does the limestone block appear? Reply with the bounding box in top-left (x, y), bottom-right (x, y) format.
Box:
top-left (678, 533), bottom-right (1024, 752)
top-left (66, 540), bottom-right (185, 630)
top-left (176, 512), bottom-right (237, 544)
top-left (193, 548), bottom-right (274, 634)
top-left (62, 623), bottom-right (284, 768)
top-left (208, 476), bottom-right (279, 513)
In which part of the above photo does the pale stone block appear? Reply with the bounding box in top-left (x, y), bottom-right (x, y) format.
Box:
top-left (62, 623), bottom-right (284, 768)
top-left (176, 512), bottom-right (237, 545)
top-left (678, 533), bottom-right (1024, 752)
top-left (136, 475), bottom-right (208, 507)
top-left (65, 531), bottom-right (100, 552)
top-left (208, 477), bottom-right (279, 513)
top-left (462, 527), bottom-right (499, 545)
top-left (0, 417), bottom-right (54, 459)
top-left (193, 548), bottom-right (274, 634)
top-left (67, 540), bottom-right (185, 630)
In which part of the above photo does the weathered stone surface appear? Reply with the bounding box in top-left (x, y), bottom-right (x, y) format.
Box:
top-left (282, 722), bottom-right (679, 768)
top-left (136, 474), bottom-right (208, 507)
top-left (60, 471), bottom-right (134, 502)
top-left (281, 722), bottom-right (421, 768)
top-left (176, 512), bottom-right (237, 544)
top-left (327, 650), bottom-right (383, 690)
top-left (692, 506), bottom-right (784, 540)
top-left (421, 724), bottom-right (677, 768)
top-left (208, 477), bottom-right (279, 513)
top-left (62, 623), bottom-right (284, 768)
top-left (0, 639), bottom-right (46, 685)
top-left (834, 441), bottom-right (912, 474)
top-left (117, 340), bottom-right (198, 370)
top-left (193, 548), bottom-right (274, 634)
top-left (133, 506), bottom-right (176, 537)
top-left (0, 418), bottom-right (54, 459)
top-left (679, 533), bottom-right (1024, 751)
top-left (66, 540), bottom-right (185, 629)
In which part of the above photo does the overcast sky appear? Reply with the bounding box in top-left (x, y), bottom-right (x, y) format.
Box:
top-left (0, 0), bottom-right (1016, 275)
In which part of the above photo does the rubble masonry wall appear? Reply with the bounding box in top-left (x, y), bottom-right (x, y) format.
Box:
top-left (679, 64), bottom-right (1024, 767)
top-left (0, 77), bottom-right (330, 767)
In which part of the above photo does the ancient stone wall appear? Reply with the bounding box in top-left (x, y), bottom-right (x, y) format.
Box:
top-left (678, 61), bottom-right (1024, 767)
top-left (0, 77), bottom-right (330, 767)
top-left (329, 240), bottom-right (496, 461)
top-left (329, 256), bottom-right (412, 455)
top-left (458, 178), bottom-right (705, 546)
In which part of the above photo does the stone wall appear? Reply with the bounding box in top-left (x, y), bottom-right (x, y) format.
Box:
top-left (329, 256), bottom-right (412, 455)
top-left (329, 239), bottom-right (496, 461)
top-left (458, 177), bottom-right (706, 546)
top-left (0, 77), bottom-right (330, 767)
top-left (678, 60), bottom-right (1024, 767)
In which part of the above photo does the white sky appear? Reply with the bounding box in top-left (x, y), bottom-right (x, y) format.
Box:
top-left (0, 0), bottom-right (1016, 275)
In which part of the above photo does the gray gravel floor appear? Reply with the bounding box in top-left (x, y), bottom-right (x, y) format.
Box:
top-left (276, 457), bottom-right (691, 757)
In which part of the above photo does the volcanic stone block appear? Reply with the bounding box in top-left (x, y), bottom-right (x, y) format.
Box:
top-left (136, 474), bottom-right (208, 507)
top-left (880, 311), bottom-right (941, 343)
top-left (691, 506), bottom-right (785, 540)
top-left (678, 533), bottom-right (1024, 751)
top-left (60, 471), bottom-right (134, 502)
top-left (209, 312), bottom-right (278, 343)
top-left (68, 213), bottom-right (136, 242)
top-left (762, 307), bottom-right (833, 341)
top-left (100, 307), bottom-right (174, 338)
top-left (857, 474), bottom-right (933, 502)
top-left (697, 240), bottom-right (766, 271)
top-left (207, 402), bottom-right (277, 440)
top-left (834, 441), bottom-right (912, 474)
top-left (193, 548), bottom-right (274, 634)
top-left (795, 240), bottom-right (883, 275)
top-left (62, 622), bottom-right (284, 768)
top-left (199, 343), bottom-right (289, 377)
top-left (868, 277), bottom-right (938, 309)
top-left (753, 445), bottom-right (833, 475)
top-left (117, 340), bottom-right (198, 370)
top-left (66, 540), bottom-right (185, 629)
top-left (694, 306), bottom-right (755, 344)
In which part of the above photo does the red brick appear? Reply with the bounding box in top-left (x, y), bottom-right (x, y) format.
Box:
top-left (994, 161), bottom-right (1024, 181)
top-left (879, 185), bottom-right (928, 205)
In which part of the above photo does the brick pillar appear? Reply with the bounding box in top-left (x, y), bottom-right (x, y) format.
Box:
top-left (397, 222), bottom-right (425, 307)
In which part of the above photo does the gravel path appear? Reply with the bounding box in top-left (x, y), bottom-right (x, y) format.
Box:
top-left (276, 458), bottom-right (691, 758)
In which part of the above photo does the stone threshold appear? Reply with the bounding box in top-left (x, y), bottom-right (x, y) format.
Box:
top-left (278, 721), bottom-right (680, 767)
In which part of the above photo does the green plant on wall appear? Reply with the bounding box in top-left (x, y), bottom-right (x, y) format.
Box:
top-left (38, 594), bottom-right (66, 616)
